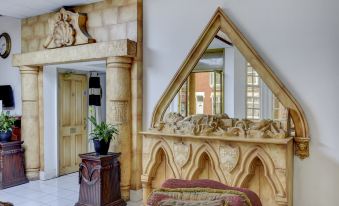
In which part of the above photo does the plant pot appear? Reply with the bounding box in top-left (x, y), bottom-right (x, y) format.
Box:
top-left (93, 139), bottom-right (111, 155)
top-left (0, 131), bottom-right (12, 142)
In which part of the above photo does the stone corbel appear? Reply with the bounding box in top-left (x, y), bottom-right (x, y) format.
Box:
top-left (294, 137), bottom-right (310, 159)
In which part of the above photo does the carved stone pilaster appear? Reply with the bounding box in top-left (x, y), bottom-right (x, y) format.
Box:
top-left (106, 56), bottom-right (132, 200)
top-left (20, 66), bottom-right (41, 180)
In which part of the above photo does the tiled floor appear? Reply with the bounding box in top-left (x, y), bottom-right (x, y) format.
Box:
top-left (0, 173), bottom-right (142, 206)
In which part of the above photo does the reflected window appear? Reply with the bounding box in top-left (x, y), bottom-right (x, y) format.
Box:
top-left (175, 49), bottom-right (225, 116)
top-left (195, 92), bottom-right (205, 114)
top-left (246, 63), bottom-right (261, 119)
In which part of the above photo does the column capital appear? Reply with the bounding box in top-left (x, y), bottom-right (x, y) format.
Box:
top-left (107, 56), bottom-right (133, 69)
top-left (20, 65), bottom-right (40, 74)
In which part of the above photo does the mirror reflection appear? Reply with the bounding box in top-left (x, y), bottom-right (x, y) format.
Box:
top-left (165, 31), bottom-right (290, 132)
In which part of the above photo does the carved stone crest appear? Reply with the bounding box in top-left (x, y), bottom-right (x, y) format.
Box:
top-left (44, 8), bottom-right (95, 49)
top-left (219, 145), bottom-right (240, 172)
top-left (173, 142), bottom-right (190, 168)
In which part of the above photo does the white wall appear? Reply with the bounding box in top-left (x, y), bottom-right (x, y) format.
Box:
top-left (41, 66), bottom-right (58, 180)
top-left (143, 0), bottom-right (339, 205)
top-left (0, 16), bottom-right (21, 115)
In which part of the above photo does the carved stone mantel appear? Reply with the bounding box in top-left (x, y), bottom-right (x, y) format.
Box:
top-left (140, 131), bottom-right (294, 206)
top-left (13, 40), bottom-right (136, 67)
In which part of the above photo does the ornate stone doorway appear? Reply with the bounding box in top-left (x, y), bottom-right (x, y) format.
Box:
top-left (12, 39), bottom-right (137, 200)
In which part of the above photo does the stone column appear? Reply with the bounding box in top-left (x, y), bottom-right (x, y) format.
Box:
top-left (142, 181), bottom-right (152, 206)
top-left (20, 66), bottom-right (40, 180)
top-left (106, 57), bottom-right (132, 200)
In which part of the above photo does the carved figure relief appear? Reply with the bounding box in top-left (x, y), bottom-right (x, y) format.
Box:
top-left (173, 142), bottom-right (190, 168)
top-left (295, 137), bottom-right (310, 159)
top-left (219, 145), bottom-right (240, 173)
top-left (44, 8), bottom-right (95, 49)
top-left (154, 112), bottom-right (287, 139)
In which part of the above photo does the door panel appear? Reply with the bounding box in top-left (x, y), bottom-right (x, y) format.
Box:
top-left (59, 74), bottom-right (87, 175)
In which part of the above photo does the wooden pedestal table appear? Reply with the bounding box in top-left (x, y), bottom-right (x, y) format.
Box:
top-left (0, 141), bottom-right (29, 189)
top-left (75, 152), bottom-right (126, 206)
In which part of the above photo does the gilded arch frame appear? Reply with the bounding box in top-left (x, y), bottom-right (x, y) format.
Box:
top-left (150, 8), bottom-right (310, 159)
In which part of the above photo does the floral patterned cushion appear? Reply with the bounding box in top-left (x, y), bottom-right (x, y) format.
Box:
top-left (147, 179), bottom-right (262, 206)
top-left (159, 199), bottom-right (225, 206)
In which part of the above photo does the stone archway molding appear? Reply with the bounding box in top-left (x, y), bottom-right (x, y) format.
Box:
top-left (234, 146), bottom-right (287, 204)
top-left (142, 138), bottom-right (180, 179)
top-left (12, 39), bottom-right (137, 200)
top-left (185, 142), bottom-right (227, 185)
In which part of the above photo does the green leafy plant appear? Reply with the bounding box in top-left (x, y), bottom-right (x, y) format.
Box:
top-left (0, 112), bottom-right (15, 133)
top-left (89, 116), bottom-right (119, 143)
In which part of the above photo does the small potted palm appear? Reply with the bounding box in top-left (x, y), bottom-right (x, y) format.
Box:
top-left (0, 112), bottom-right (15, 142)
top-left (89, 116), bottom-right (119, 155)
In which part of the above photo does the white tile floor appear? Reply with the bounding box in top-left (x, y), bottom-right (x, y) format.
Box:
top-left (0, 173), bottom-right (142, 206)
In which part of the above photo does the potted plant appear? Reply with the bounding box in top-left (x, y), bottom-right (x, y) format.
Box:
top-left (0, 112), bottom-right (15, 142)
top-left (89, 115), bottom-right (119, 155)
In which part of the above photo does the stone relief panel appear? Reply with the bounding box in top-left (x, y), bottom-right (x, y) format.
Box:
top-left (154, 113), bottom-right (287, 139)
top-left (44, 8), bottom-right (95, 49)
top-left (141, 134), bottom-right (293, 206)
top-left (22, 1), bottom-right (138, 53)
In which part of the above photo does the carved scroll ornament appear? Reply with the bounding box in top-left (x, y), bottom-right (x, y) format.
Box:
top-left (44, 8), bottom-right (95, 49)
top-left (153, 112), bottom-right (287, 139)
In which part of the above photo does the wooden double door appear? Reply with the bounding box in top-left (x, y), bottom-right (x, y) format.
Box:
top-left (59, 74), bottom-right (88, 175)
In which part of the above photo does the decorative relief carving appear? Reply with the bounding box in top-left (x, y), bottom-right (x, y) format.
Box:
top-left (142, 133), bottom-right (292, 206)
top-left (295, 137), bottom-right (310, 159)
top-left (173, 142), bottom-right (191, 168)
top-left (110, 100), bottom-right (129, 123)
top-left (44, 8), bottom-right (95, 49)
top-left (153, 112), bottom-right (287, 139)
top-left (219, 145), bottom-right (240, 173)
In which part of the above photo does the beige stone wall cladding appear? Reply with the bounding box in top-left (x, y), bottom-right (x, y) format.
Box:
top-left (21, 0), bottom-right (137, 53)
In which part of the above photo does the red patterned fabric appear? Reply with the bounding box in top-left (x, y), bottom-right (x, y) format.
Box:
top-left (147, 179), bottom-right (262, 206)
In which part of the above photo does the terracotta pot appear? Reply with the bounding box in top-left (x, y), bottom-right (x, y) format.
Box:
top-left (0, 131), bottom-right (12, 142)
top-left (93, 139), bottom-right (111, 155)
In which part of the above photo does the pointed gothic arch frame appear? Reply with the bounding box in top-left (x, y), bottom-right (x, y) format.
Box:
top-left (150, 8), bottom-right (310, 159)
top-left (185, 143), bottom-right (227, 185)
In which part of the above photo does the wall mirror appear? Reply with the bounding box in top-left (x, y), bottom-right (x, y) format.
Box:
top-left (150, 9), bottom-right (309, 158)
top-left (164, 30), bottom-right (293, 136)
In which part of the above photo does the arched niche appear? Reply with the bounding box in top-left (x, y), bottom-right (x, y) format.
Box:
top-left (191, 152), bottom-right (220, 182)
top-left (234, 146), bottom-right (287, 205)
top-left (185, 143), bottom-right (227, 184)
top-left (150, 8), bottom-right (310, 159)
top-left (143, 140), bottom-right (180, 181)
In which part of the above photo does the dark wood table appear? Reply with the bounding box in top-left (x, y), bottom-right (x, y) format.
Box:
top-left (0, 141), bottom-right (28, 189)
top-left (75, 152), bottom-right (126, 206)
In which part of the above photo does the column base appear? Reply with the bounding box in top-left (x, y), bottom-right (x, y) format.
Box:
top-left (121, 185), bottom-right (131, 201)
top-left (26, 169), bottom-right (40, 180)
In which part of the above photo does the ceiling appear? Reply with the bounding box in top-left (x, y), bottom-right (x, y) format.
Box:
top-left (0, 0), bottom-right (103, 18)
